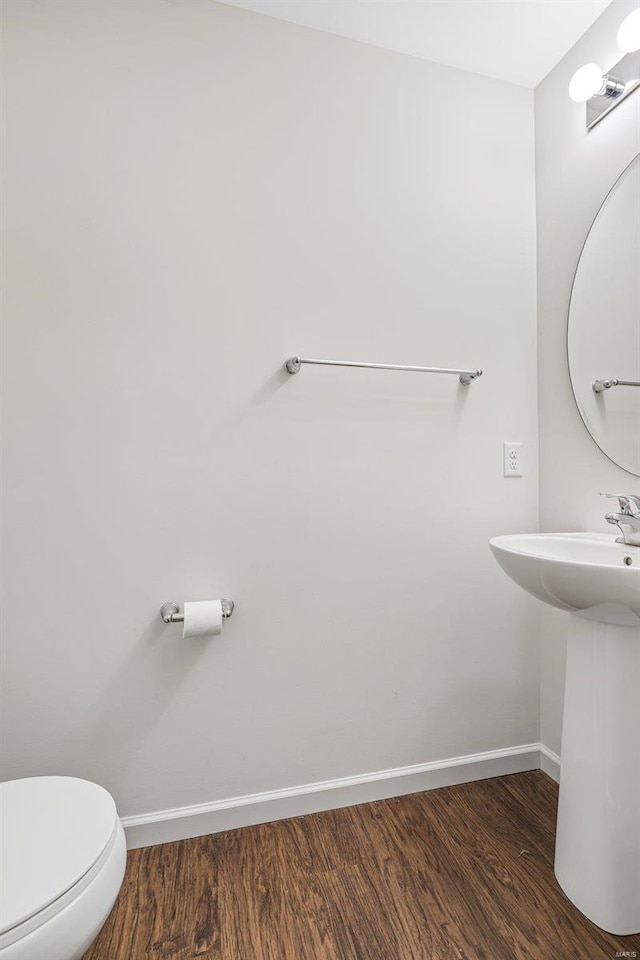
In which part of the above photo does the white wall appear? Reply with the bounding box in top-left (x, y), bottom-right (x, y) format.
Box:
top-left (1, 0), bottom-right (538, 820)
top-left (535, 0), bottom-right (640, 755)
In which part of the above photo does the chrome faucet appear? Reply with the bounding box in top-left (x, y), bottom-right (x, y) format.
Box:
top-left (600, 493), bottom-right (640, 547)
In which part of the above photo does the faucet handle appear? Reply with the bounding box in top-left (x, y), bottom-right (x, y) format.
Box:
top-left (600, 493), bottom-right (640, 515)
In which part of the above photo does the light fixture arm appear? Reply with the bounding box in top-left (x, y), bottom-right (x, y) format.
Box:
top-left (599, 74), bottom-right (626, 96)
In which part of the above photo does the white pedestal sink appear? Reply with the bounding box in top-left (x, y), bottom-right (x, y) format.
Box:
top-left (489, 532), bottom-right (640, 935)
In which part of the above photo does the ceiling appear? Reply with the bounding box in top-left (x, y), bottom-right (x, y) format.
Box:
top-left (216, 0), bottom-right (613, 88)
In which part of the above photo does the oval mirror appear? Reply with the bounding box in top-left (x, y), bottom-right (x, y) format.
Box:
top-left (568, 154), bottom-right (640, 477)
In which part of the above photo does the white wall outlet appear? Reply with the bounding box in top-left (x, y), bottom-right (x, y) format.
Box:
top-left (503, 441), bottom-right (523, 477)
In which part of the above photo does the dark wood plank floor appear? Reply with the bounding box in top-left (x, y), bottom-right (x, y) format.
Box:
top-left (85, 771), bottom-right (640, 959)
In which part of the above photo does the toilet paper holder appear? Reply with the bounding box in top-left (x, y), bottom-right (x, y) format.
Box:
top-left (160, 598), bottom-right (235, 623)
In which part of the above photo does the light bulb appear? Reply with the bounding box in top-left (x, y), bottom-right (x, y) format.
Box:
top-left (569, 63), bottom-right (605, 102)
top-left (617, 8), bottom-right (640, 53)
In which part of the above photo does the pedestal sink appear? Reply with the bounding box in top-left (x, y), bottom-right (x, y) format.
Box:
top-left (489, 532), bottom-right (640, 936)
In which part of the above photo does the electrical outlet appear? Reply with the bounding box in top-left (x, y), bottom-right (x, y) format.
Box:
top-left (503, 441), bottom-right (523, 477)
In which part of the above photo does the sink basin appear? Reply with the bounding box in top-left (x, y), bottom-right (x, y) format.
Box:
top-left (489, 532), bottom-right (640, 622)
top-left (490, 530), bottom-right (640, 935)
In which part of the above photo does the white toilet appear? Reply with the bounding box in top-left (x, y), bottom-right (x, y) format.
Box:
top-left (0, 777), bottom-right (126, 960)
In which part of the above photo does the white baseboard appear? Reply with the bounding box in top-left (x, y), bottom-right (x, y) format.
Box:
top-left (123, 742), bottom-right (555, 849)
top-left (539, 743), bottom-right (561, 782)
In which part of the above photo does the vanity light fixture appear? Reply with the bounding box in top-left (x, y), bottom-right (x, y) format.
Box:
top-left (569, 7), bottom-right (640, 128)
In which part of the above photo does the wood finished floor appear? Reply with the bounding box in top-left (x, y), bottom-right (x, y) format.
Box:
top-left (85, 771), bottom-right (640, 960)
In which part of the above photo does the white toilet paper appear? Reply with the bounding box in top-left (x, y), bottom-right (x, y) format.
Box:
top-left (182, 600), bottom-right (223, 639)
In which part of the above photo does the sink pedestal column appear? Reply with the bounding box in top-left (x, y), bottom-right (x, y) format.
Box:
top-left (554, 611), bottom-right (640, 935)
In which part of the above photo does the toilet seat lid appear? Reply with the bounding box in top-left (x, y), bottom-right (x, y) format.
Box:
top-left (0, 776), bottom-right (119, 935)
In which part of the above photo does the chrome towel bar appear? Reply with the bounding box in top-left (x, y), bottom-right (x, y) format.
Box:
top-left (160, 599), bottom-right (235, 623)
top-left (593, 378), bottom-right (640, 393)
top-left (284, 356), bottom-right (483, 385)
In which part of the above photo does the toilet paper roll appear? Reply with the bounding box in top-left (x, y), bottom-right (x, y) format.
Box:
top-left (182, 600), bottom-right (223, 639)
